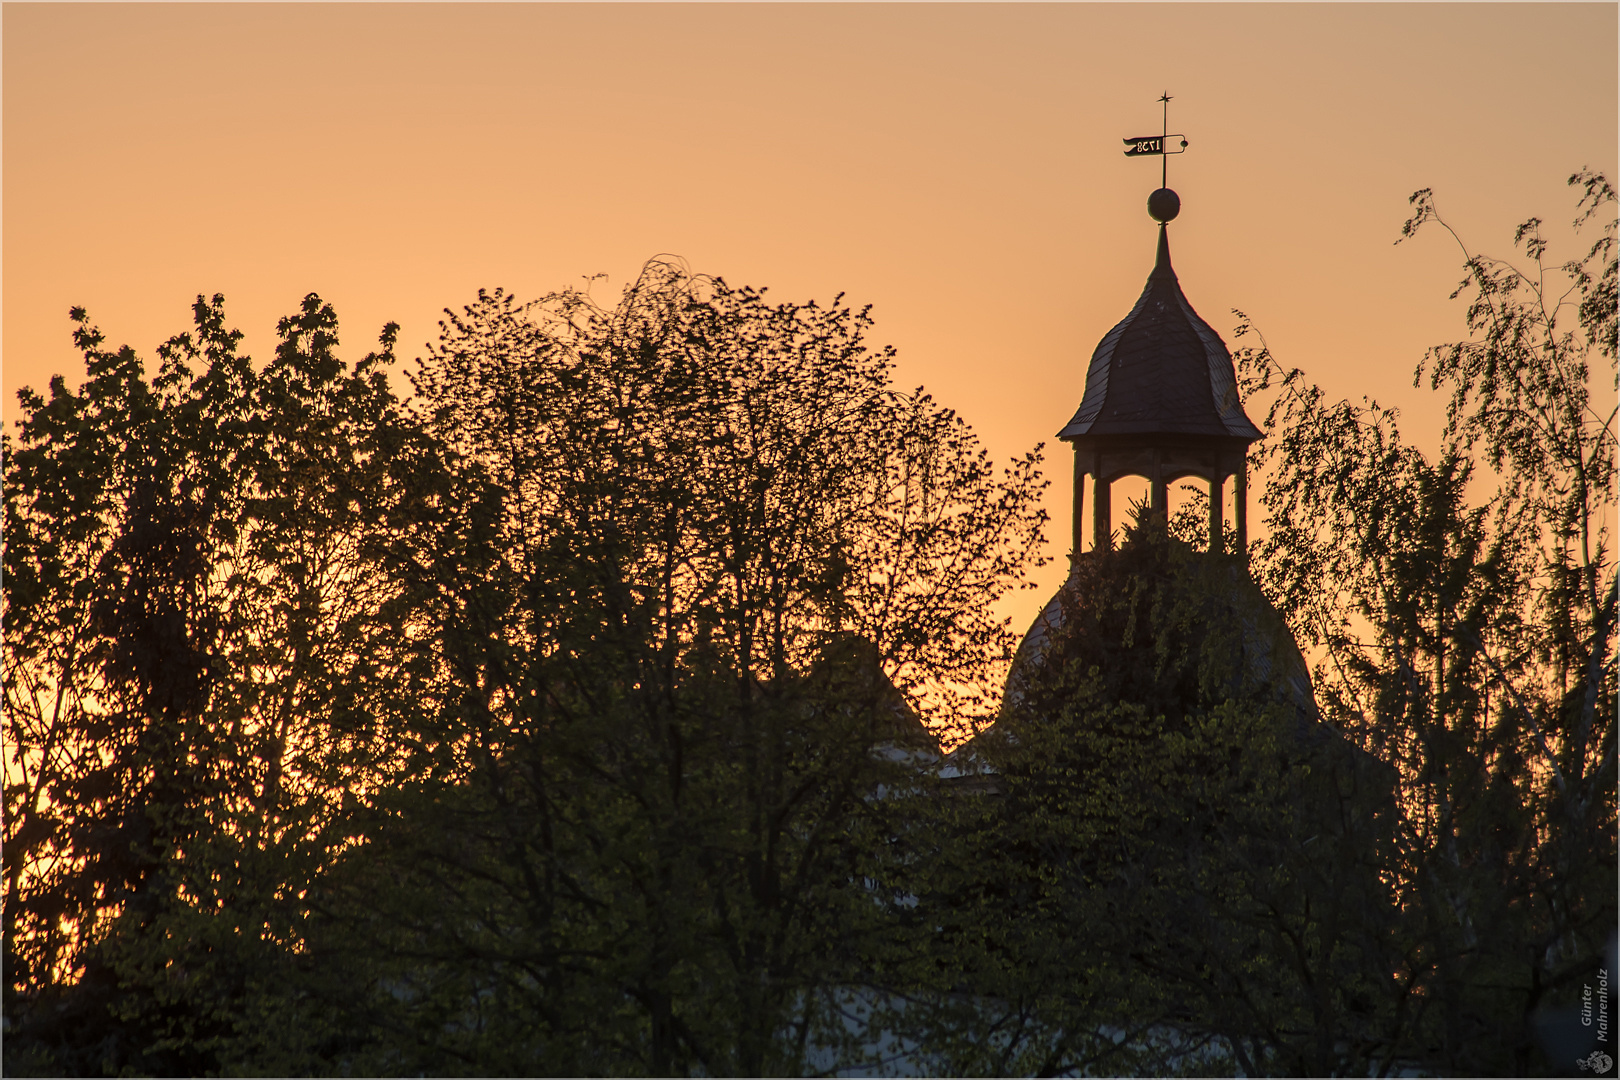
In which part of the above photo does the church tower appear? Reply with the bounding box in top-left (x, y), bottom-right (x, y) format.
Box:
top-left (986, 138), bottom-right (1294, 727)
top-left (1059, 185), bottom-right (1263, 561)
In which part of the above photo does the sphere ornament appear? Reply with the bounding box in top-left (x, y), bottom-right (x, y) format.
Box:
top-left (1147, 187), bottom-right (1181, 223)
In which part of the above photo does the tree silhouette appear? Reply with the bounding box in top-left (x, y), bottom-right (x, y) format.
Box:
top-left (1238, 169), bottom-right (1616, 1074)
top-left (3, 168), bottom-right (1611, 1073)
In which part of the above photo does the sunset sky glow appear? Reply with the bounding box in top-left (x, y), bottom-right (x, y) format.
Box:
top-left (6, 2), bottom-right (1616, 625)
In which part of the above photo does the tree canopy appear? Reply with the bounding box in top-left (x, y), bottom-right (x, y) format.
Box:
top-left (4, 261), bottom-right (1049, 1075)
top-left (4, 174), bottom-right (1614, 1076)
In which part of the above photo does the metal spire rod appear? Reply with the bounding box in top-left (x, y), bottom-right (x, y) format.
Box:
top-left (1159, 92), bottom-right (1171, 188)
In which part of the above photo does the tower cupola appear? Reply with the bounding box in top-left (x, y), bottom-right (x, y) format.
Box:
top-left (1059, 193), bottom-right (1262, 561)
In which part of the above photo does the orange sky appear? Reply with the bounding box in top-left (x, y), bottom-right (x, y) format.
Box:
top-left (6, 3), bottom-right (1616, 628)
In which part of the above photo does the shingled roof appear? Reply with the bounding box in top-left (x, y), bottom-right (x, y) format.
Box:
top-left (1058, 226), bottom-right (1261, 442)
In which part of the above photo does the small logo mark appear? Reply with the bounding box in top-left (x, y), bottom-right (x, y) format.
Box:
top-left (1577, 1049), bottom-right (1613, 1073)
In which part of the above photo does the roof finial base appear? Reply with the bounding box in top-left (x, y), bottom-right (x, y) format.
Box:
top-left (1148, 187), bottom-right (1180, 223)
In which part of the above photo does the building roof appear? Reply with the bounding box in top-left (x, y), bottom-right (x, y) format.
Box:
top-left (1058, 226), bottom-right (1262, 442)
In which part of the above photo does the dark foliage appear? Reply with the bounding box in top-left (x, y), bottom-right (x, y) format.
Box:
top-left (3, 171), bottom-right (1612, 1075)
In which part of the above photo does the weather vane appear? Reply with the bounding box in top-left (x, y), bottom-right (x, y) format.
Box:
top-left (1123, 92), bottom-right (1190, 223)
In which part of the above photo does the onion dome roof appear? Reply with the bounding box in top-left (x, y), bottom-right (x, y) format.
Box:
top-left (999, 548), bottom-right (1316, 736)
top-left (1058, 226), bottom-right (1262, 443)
